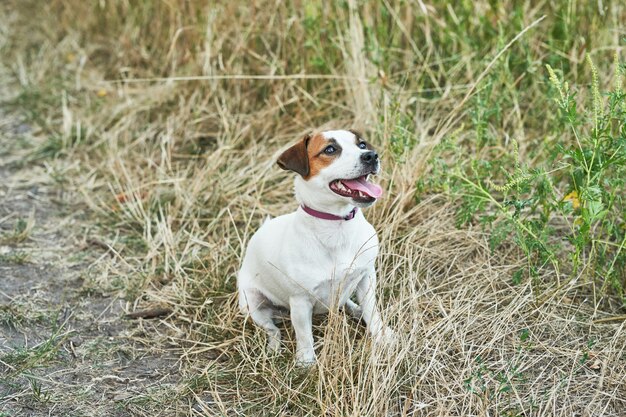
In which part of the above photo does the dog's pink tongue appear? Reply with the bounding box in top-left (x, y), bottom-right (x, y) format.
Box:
top-left (341, 177), bottom-right (383, 198)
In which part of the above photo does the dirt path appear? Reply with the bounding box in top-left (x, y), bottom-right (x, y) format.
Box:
top-left (0, 120), bottom-right (182, 416)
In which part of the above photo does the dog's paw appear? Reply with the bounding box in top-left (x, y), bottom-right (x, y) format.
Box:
top-left (267, 336), bottom-right (282, 353)
top-left (373, 326), bottom-right (398, 346)
top-left (343, 300), bottom-right (363, 321)
top-left (294, 350), bottom-right (317, 367)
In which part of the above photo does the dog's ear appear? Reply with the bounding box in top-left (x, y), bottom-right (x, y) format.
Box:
top-left (277, 134), bottom-right (310, 177)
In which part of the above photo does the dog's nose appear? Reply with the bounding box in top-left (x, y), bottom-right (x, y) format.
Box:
top-left (361, 151), bottom-right (378, 164)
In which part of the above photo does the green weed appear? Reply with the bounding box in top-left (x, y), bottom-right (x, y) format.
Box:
top-left (0, 250), bottom-right (30, 264)
top-left (0, 312), bottom-right (70, 375)
top-left (26, 376), bottom-right (52, 404)
top-left (0, 216), bottom-right (34, 244)
top-left (419, 54), bottom-right (626, 299)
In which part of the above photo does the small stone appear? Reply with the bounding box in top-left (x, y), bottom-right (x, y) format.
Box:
top-left (69, 336), bottom-right (82, 347)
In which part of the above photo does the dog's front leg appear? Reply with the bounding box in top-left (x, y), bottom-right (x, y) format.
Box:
top-left (289, 295), bottom-right (316, 365)
top-left (356, 269), bottom-right (395, 345)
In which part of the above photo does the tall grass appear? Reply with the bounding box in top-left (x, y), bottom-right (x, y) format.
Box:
top-left (2, 1), bottom-right (625, 415)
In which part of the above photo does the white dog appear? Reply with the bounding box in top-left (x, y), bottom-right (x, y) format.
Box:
top-left (238, 129), bottom-right (393, 365)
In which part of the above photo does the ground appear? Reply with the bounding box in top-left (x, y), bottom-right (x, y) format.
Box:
top-left (0, 121), bottom-right (186, 416)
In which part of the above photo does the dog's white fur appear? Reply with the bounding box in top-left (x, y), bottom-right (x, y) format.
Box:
top-left (238, 130), bottom-right (393, 365)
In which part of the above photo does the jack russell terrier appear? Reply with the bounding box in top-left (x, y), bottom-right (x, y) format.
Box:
top-left (238, 129), bottom-right (393, 365)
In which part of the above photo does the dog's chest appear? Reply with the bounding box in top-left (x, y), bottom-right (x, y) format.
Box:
top-left (251, 214), bottom-right (379, 311)
top-left (307, 240), bottom-right (373, 313)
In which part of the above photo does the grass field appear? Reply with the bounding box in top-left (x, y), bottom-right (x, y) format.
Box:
top-left (1, 1), bottom-right (626, 415)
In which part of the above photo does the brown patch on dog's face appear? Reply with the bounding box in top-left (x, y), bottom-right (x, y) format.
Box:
top-left (305, 133), bottom-right (342, 179)
top-left (277, 133), bottom-right (342, 179)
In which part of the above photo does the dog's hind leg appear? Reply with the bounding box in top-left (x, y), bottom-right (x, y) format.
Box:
top-left (240, 288), bottom-right (282, 353)
top-left (344, 299), bottom-right (363, 322)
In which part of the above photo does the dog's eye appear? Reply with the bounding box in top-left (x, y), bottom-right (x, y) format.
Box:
top-left (358, 142), bottom-right (367, 150)
top-left (324, 145), bottom-right (337, 154)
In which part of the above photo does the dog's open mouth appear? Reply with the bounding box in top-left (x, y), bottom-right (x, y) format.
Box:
top-left (329, 175), bottom-right (383, 203)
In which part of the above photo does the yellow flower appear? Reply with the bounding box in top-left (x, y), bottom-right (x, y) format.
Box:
top-left (96, 88), bottom-right (108, 97)
top-left (66, 53), bottom-right (76, 63)
top-left (563, 190), bottom-right (580, 209)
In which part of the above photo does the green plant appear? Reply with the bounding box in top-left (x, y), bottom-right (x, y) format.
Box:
top-left (0, 251), bottom-right (30, 264)
top-left (0, 216), bottom-right (34, 244)
top-left (26, 376), bottom-right (52, 404)
top-left (419, 54), bottom-right (626, 298)
top-left (464, 353), bottom-right (529, 415)
top-left (0, 312), bottom-right (69, 375)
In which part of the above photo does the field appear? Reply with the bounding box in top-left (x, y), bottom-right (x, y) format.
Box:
top-left (1, 1), bottom-right (625, 416)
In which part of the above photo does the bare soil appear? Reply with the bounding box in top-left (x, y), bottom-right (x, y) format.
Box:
top-left (0, 121), bottom-right (182, 416)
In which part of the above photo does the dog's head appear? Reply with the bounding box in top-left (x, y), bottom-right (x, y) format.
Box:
top-left (277, 129), bottom-right (382, 209)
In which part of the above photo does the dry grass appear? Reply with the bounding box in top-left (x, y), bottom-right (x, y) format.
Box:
top-left (1, 1), bottom-right (625, 415)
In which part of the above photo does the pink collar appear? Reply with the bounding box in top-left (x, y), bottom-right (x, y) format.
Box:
top-left (301, 205), bottom-right (358, 221)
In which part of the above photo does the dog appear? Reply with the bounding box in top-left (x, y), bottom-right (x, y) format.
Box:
top-left (237, 129), bottom-right (393, 365)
